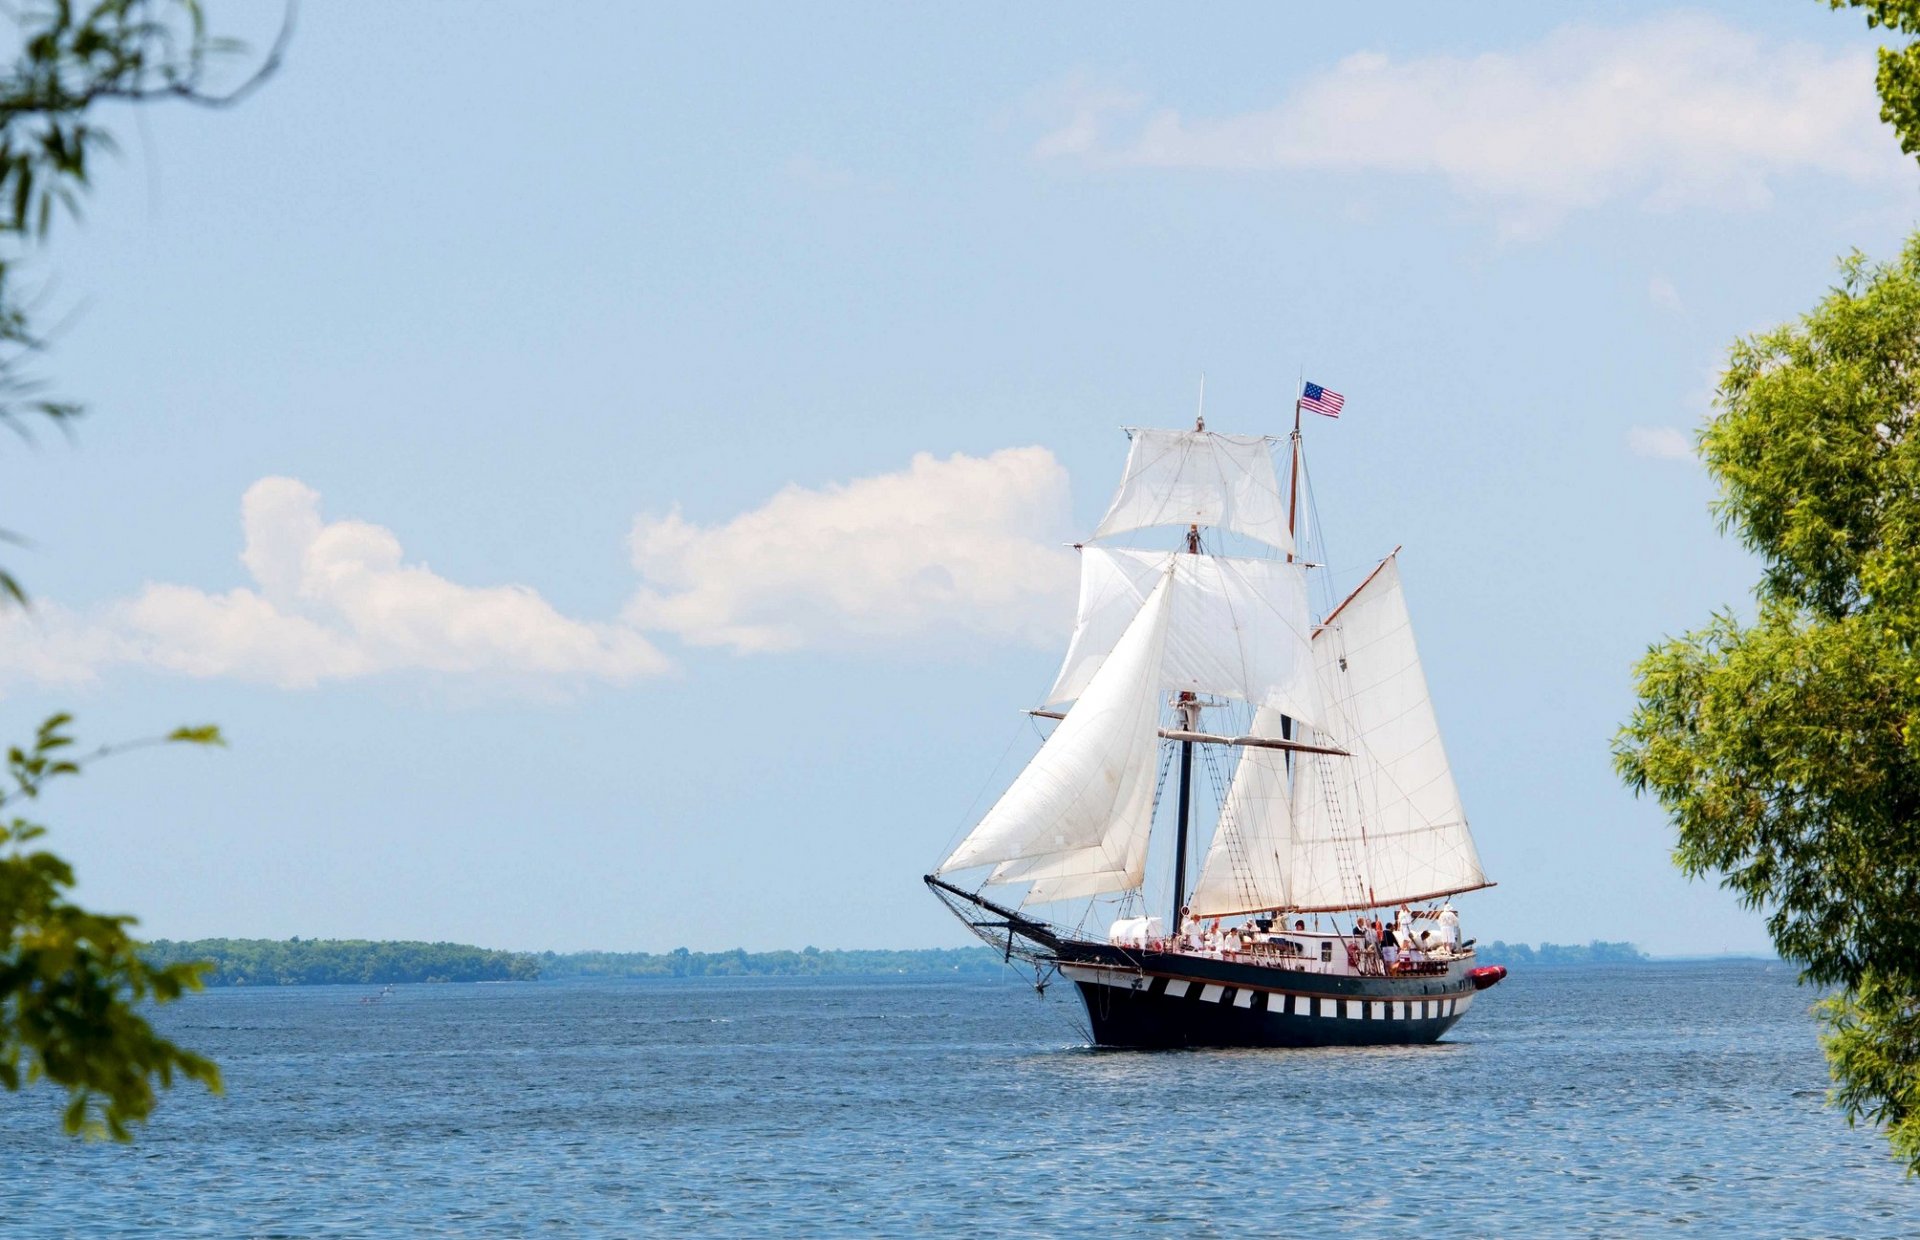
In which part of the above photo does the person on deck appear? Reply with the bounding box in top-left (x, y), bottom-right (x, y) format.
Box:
top-left (1438, 901), bottom-right (1460, 948)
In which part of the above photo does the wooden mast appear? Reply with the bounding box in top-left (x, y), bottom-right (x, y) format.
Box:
top-left (1170, 406), bottom-right (1205, 929)
top-left (1282, 391), bottom-right (1304, 759)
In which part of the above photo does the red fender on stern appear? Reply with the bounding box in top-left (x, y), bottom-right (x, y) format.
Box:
top-left (1467, 965), bottom-right (1507, 990)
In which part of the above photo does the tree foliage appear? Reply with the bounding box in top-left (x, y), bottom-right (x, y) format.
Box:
top-left (1, 714), bottom-right (225, 1139)
top-left (142, 938), bottom-right (543, 986)
top-left (1832, 2), bottom-right (1920, 163)
top-left (0, 0), bottom-right (280, 1139)
top-left (1615, 235), bottom-right (1920, 1170)
top-left (0, 0), bottom-right (284, 604)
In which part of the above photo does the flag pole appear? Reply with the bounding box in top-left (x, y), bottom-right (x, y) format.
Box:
top-left (1288, 373), bottom-right (1304, 557)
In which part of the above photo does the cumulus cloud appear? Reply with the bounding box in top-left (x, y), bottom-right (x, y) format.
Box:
top-left (0, 450), bottom-right (1089, 692)
top-left (1628, 426), bottom-right (1695, 461)
top-left (1036, 14), bottom-right (1903, 220)
top-left (0, 477), bottom-right (670, 691)
top-left (625, 447), bottom-right (1078, 654)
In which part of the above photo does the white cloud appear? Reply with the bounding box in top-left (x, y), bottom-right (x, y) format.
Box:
top-left (0, 477), bottom-right (670, 691)
top-left (625, 447), bottom-right (1078, 654)
top-left (0, 450), bottom-right (1089, 692)
top-left (1037, 14), bottom-right (1904, 220)
top-left (1628, 426), bottom-right (1695, 461)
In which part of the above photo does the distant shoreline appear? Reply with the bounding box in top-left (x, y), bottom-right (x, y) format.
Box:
top-left (135, 937), bottom-right (1775, 987)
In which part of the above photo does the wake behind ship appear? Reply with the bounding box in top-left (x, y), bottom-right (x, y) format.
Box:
top-left (925, 396), bottom-right (1505, 1048)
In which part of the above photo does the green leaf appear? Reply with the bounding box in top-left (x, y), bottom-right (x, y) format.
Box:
top-left (164, 724), bottom-right (224, 747)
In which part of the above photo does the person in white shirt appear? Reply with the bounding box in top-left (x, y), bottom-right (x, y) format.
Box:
top-left (1438, 902), bottom-right (1460, 948)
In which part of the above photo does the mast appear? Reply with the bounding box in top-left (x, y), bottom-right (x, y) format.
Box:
top-left (1170, 528), bottom-right (1202, 925)
top-left (1282, 392), bottom-right (1305, 774)
top-left (1286, 393), bottom-right (1303, 558)
top-left (1170, 409), bottom-right (1205, 926)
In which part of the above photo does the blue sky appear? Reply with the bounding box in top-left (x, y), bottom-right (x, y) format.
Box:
top-left (1, 3), bottom-right (1910, 954)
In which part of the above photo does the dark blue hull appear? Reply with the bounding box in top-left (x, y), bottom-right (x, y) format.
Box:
top-left (1056, 945), bottom-right (1479, 1049)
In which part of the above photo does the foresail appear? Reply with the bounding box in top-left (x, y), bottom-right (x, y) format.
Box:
top-left (987, 827), bottom-right (1152, 905)
top-left (937, 568), bottom-right (1173, 893)
top-left (1091, 428), bottom-right (1293, 555)
top-left (1290, 555), bottom-right (1486, 910)
top-left (1187, 705), bottom-right (1293, 917)
top-left (1044, 546), bottom-right (1318, 727)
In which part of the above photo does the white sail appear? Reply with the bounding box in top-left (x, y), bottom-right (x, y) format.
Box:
top-left (1091, 428), bottom-right (1293, 555)
top-left (1186, 705), bottom-right (1294, 915)
top-left (938, 569), bottom-right (1174, 890)
top-left (986, 825), bottom-right (1152, 905)
top-left (1044, 546), bottom-right (1318, 726)
top-left (1189, 554), bottom-right (1487, 915)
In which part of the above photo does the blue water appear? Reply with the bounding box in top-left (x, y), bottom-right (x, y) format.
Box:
top-left (0, 961), bottom-right (1912, 1236)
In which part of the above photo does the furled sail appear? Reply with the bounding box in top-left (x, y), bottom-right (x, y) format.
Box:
top-left (1187, 554), bottom-right (1488, 916)
top-left (937, 569), bottom-right (1174, 897)
top-left (1091, 428), bottom-right (1293, 555)
top-left (1044, 546), bottom-right (1318, 727)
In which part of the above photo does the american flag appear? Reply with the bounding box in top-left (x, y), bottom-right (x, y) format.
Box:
top-left (1299, 381), bottom-right (1345, 418)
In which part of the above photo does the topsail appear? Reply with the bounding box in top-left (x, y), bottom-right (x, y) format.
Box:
top-left (1092, 428), bottom-right (1293, 555)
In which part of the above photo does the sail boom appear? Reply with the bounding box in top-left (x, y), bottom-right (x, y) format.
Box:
top-left (1025, 709), bottom-right (1348, 756)
top-left (1260, 879), bottom-right (1499, 918)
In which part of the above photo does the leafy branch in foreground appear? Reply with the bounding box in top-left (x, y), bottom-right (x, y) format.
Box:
top-left (0, 0), bottom-right (288, 604)
top-left (1831, 2), bottom-right (1920, 162)
top-left (0, 712), bottom-right (225, 1139)
top-left (1615, 234), bottom-right (1920, 1171)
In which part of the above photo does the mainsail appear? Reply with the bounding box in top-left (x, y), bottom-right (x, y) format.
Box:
top-left (937, 569), bottom-right (1174, 901)
top-left (1188, 554), bottom-right (1488, 916)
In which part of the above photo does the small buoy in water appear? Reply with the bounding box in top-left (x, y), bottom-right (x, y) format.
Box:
top-left (1468, 965), bottom-right (1507, 990)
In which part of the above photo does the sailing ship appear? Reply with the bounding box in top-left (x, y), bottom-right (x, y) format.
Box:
top-left (925, 403), bottom-right (1505, 1048)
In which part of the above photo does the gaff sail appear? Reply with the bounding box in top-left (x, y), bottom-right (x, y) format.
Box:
top-left (1187, 554), bottom-right (1489, 917)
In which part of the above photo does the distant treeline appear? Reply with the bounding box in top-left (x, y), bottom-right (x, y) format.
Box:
top-left (141, 937), bottom-right (1651, 986)
top-left (533, 946), bottom-right (1005, 979)
top-left (1473, 940), bottom-right (1647, 966)
top-left (141, 938), bottom-right (542, 986)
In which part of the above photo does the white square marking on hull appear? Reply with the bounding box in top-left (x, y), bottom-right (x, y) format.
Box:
top-left (1233, 990), bottom-right (1254, 1008)
top-left (1370, 1001), bottom-right (1385, 1020)
top-left (1344, 1000), bottom-right (1362, 1020)
top-left (1391, 1001), bottom-right (1405, 1020)
top-left (1200, 984), bottom-right (1225, 1004)
top-left (1164, 980), bottom-right (1190, 999)
top-left (1293, 995), bottom-right (1311, 1017)
top-left (1442, 998), bottom-right (1454, 1016)
top-left (1318, 998), bottom-right (1336, 1019)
